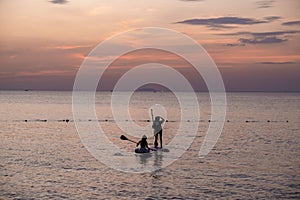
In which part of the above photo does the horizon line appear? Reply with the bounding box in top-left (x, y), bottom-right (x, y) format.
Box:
top-left (1, 89), bottom-right (300, 93)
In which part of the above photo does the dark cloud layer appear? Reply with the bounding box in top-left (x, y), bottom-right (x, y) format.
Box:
top-left (224, 43), bottom-right (245, 47)
top-left (49, 0), bottom-right (68, 4)
top-left (256, 0), bottom-right (275, 9)
top-left (264, 16), bottom-right (281, 21)
top-left (239, 37), bottom-right (287, 44)
top-left (176, 16), bottom-right (280, 29)
top-left (220, 30), bottom-right (300, 45)
top-left (220, 30), bottom-right (300, 37)
top-left (282, 20), bottom-right (300, 26)
top-left (256, 61), bottom-right (297, 65)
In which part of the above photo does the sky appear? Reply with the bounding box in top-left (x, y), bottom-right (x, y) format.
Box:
top-left (0, 0), bottom-right (300, 91)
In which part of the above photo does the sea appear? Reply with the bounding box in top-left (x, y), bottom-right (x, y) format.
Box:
top-left (0, 91), bottom-right (299, 199)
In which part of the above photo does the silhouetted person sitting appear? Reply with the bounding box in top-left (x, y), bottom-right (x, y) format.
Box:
top-left (152, 116), bottom-right (165, 148)
top-left (135, 135), bottom-right (150, 153)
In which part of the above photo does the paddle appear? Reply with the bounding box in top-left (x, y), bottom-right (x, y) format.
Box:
top-left (151, 109), bottom-right (154, 122)
top-left (120, 135), bottom-right (137, 144)
top-left (120, 135), bottom-right (157, 151)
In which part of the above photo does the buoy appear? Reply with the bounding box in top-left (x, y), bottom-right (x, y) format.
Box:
top-left (66, 119), bottom-right (69, 123)
top-left (245, 120), bottom-right (249, 123)
top-left (267, 120), bottom-right (270, 122)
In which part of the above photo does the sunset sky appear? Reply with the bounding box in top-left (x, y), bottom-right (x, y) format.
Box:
top-left (0, 0), bottom-right (300, 91)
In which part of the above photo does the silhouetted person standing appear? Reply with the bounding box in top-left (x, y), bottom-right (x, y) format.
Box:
top-left (152, 116), bottom-right (165, 148)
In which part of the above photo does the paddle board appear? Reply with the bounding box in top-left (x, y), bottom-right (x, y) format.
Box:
top-left (135, 148), bottom-right (150, 153)
top-left (153, 147), bottom-right (170, 152)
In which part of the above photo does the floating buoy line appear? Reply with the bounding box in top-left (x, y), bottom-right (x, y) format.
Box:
top-left (0, 119), bottom-right (290, 123)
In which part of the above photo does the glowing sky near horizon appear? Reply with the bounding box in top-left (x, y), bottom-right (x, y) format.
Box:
top-left (0, 0), bottom-right (300, 91)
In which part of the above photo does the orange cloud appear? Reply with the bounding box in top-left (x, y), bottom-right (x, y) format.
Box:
top-left (69, 53), bottom-right (86, 60)
top-left (48, 45), bottom-right (91, 50)
top-left (16, 70), bottom-right (72, 77)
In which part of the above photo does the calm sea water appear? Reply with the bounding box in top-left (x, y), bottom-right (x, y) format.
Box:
top-left (0, 91), bottom-right (299, 199)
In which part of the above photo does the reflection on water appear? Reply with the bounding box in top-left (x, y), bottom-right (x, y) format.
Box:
top-left (1, 91), bottom-right (299, 199)
top-left (136, 153), bottom-right (152, 165)
top-left (153, 151), bottom-right (163, 171)
top-left (134, 149), bottom-right (169, 172)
